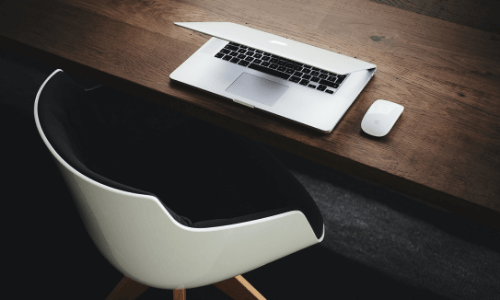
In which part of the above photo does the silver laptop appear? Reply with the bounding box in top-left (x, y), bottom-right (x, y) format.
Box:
top-left (170, 22), bottom-right (376, 133)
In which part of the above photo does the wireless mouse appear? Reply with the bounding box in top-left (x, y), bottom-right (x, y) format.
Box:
top-left (361, 99), bottom-right (404, 137)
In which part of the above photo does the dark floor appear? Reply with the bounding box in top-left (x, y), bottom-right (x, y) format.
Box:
top-left (1, 44), bottom-right (499, 300)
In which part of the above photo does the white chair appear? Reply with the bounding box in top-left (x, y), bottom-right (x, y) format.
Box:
top-left (34, 69), bottom-right (324, 299)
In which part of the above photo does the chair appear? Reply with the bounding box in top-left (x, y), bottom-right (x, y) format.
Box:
top-left (34, 69), bottom-right (324, 300)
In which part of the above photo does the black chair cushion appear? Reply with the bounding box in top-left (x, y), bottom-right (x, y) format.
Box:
top-left (38, 71), bottom-right (324, 238)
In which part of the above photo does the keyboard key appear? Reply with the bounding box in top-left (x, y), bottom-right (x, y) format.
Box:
top-left (294, 66), bottom-right (303, 71)
top-left (312, 67), bottom-right (320, 71)
top-left (328, 72), bottom-right (337, 77)
top-left (222, 55), bottom-right (232, 61)
top-left (254, 59), bottom-right (263, 64)
top-left (263, 52), bottom-right (271, 56)
top-left (237, 54), bottom-right (246, 59)
top-left (255, 50), bottom-right (263, 53)
top-left (303, 65), bottom-right (312, 69)
top-left (285, 68), bottom-right (294, 74)
top-left (238, 60), bottom-right (250, 66)
top-left (262, 56), bottom-right (271, 61)
top-left (277, 66), bottom-right (286, 72)
top-left (246, 52), bottom-right (255, 57)
top-left (317, 85), bottom-right (326, 91)
top-left (215, 52), bottom-right (224, 58)
top-left (336, 75), bottom-right (346, 84)
top-left (302, 74), bottom-right (311, 80)
top-left (230, 57), bottom-right (240, 63)
top-left (320, 70), bottom-right (328, 73)
top-left (221, 49), bottom-right (230, 54)
top-left (229, 42), bottom-right (239, 46)
top-left (310, 76), bottom-right (320, 82)
top-left (261, 61), bottom-right (270, 67)
top-left (327, 76), bottom-right (337, 82)
top-left (308, 84), bottom-right (316, 88)
top-left (289, 76), bottom-right (301, 83)
top-left (319, 79), bottom-right (339, 88)
top-left (245, 56), bottom-right (254, 62)
top-left (299, 79), bottom-right (309, 85)
top-left (319, 74), bottom-right (328, 79)
top-left (224, 45), bottom-right (238, 51)
top-left (270, 58), bottom-right (278, 63)
top-left (230, 51), bottom-right (239, 56)
top-left (302, 69), bottom-right (311, 74)
top-left (311, 71), bottom-right (319, 76)
top-left (325, 89), bottom-right (334, 94)
top-left (254, 54), bottom-right (262, 59)
top-left (240, 45), bottom-right (248, 49)
top-left (248, 48), bottom-right (256, 52)
top-left (294, 71), bottom-right (303, 77)
top-left (270, 63), bottom-right (278, 69)
top-left (248, 63), bottom-right (290, 80)
top-left (238, 49), bottom-right (246, 53)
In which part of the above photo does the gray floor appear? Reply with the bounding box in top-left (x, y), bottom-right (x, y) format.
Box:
top-left (1, 45), bottom-right (499, 300)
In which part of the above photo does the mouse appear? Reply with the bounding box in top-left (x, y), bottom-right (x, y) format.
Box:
top-left (361, 99), bottom-right (404, 137)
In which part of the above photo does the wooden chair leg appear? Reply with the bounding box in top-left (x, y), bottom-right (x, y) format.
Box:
top-left (213, 275), bottom-right (266, 300)
top-left (105, 275), bottom-right (149, 300)
top-left (173, 288), bottom-right (186, 300)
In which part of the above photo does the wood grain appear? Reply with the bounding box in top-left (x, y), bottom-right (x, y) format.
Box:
top-left (173, 288), bottom-right (186, 300)
top-left (369, 0), bottom-right (500, 34)
top-left (105, 276), bottom-right (149, 300)
top-left (213, 275), bottom-right (266, 300)
top-left (0, 0), bottom-right (499, 228)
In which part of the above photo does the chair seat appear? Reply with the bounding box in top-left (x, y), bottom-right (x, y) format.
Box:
top-left (38, 72), bottom-right (323, 238)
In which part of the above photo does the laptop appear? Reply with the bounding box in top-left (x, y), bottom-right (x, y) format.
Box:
top-left (170, 22), bottom-right (376, 133)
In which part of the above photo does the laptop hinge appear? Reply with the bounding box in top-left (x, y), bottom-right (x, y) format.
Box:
top-left (233, 99), bottom-right (254, 109)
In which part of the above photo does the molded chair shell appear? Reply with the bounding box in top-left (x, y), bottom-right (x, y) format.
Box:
top-left (34, 69), bottom-right (324, 290)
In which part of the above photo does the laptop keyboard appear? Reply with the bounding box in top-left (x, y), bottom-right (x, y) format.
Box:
top-left (214, 42), bottom-right (348, 95)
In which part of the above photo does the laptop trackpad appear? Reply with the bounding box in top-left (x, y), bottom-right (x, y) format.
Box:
top-left (225, 73), bottom-right (289, 106)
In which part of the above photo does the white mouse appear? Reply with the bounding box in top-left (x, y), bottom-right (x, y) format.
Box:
top-left (361, 100), bottom-right (404, 137)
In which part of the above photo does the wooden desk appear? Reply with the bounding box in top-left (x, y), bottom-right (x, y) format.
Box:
top-left (1, 0), bottom-right (499, 229)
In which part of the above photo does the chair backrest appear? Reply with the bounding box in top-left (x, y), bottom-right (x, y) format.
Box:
top-left (35, 70), bottom-right (323, 289)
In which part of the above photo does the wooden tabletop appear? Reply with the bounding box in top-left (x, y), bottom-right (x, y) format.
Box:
top-left (1, 0), bottom-right (499, 229)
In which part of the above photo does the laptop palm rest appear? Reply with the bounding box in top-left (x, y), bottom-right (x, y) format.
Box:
top-left (225, 73), bottom-right (288, 107)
